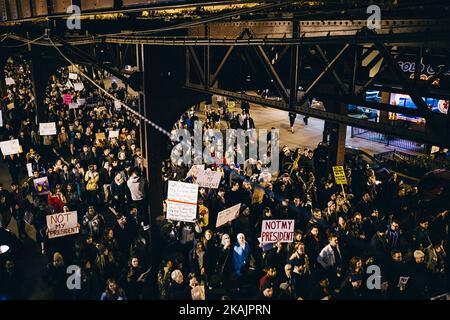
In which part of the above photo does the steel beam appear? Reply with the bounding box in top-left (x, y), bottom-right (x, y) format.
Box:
top-left (210, 45), bottom-right (234, 87)
top-left (300, 44), bottom-right (350, 105)
top-left (315, 45), bottom-right (348, 95)
top-left (289, 44), bottom-right (299, 109)
top-left (374, 40), bottom-right (432, 119)
top-left (185, 83), bottom-right (447, 147)
top-left (255, 45), bottom-right (290, 103)
top-left (188, 46), bottom-right (205, 86)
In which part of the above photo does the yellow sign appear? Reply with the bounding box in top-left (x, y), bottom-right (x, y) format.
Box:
top-left (333, 166), bottom-right (347, 185)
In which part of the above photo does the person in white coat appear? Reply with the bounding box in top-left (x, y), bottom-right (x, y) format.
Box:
top-left (317, 234), bottom-right (344, 289)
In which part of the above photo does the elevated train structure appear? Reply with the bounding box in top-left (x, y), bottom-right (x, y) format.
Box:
top-left (1, 1), bottom-right (450, 261)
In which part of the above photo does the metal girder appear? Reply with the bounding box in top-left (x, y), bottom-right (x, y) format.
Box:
top-left (210, 46), bottom-right (234, 87)
top-left (52, 35), bottom-right (130, 85)
top-left (255, 45), bottom-right (290, 103)
top-left (374, 40), bottom-right (432, 119)
top-left (185, 83), bottom-right (447, 147)
top-left (298, 19), bottom-right (450, 39)
top-left (289, 44), bottom-right (299, 109)
top-left (102, 31), bottom-right (450, 46)
top-left (315, 45), bottom-right (348, 95)
top-left (188, 46), bottom-right (205, 86)
top-left (300, 44), bottom-right (350, 106)
top-left (356, 48), bottom-right (406, 96)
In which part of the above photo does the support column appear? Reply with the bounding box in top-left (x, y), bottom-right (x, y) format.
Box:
top-left (141, 45), bottom-right (204, 296)
top-left (328, 103), bottom-right (347, 166)
top-left (29, 47), bottom-right (66, 123)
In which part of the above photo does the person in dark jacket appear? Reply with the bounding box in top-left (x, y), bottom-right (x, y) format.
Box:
top-left (168, 269), bottom-right (190, 300)
top-left (43, 252), bottom-right (70, 300)
top-left (0, 260), bottom-right (22, 300)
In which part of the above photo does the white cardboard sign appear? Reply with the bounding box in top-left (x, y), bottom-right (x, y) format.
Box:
top-left (5, 77), bottom-right (15, 86)
top-left (166, 181), bottom-right (198, 223)
top-left (46, 211), bottom-right (79, 239)
top-left (0, 139), bottom-right (21, 156)
top-left (109, 130), bottom-right (119, 139)
top-left (186, 164), bottom-right (205, 178)
top-left (216, 203), bottom-right (241, 228)
top-left (68, 73), bottom-right (78, 80)
top-left (39, 122), bottom-right (57, 136)
top-left (74, 82), bottom-right (84, 91)
top-left (260, 219), bottom-right (295, 244)
top-left (196, 170), bottom-right (222, 189)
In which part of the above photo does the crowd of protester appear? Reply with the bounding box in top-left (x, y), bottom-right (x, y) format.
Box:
top-left (0, 56), bottom-right (449, 300)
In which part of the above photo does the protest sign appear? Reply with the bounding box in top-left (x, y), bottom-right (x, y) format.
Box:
top-left (95, 132), bottom-right (106, 143)
top-left (65, 80), bottom-right (73, 89)
top-left (260, 219), bottom-right (295, 244)
top-left (196, 169), bottom-right (222, 189)
top-left (0, 110), bottom-right (3, 127)
top-left (0, 139), bottom-right (21, 156)
top-left (63, 94), bottom-right (73, 105)
top-left (186, 164), bottom-right (205, 178)
top-left (109, 130), bottom-right (119, 139)
top-left (46, 211), bottom-right (79, 239)
top-left (332, 166), bottom-right (347, 185)
top-left (69, 102), bottom-right (78, 110)
top-left (216, 203), bottom-right (241, 228)
top-left (74, 82), bottom-right (84, 91)
top-left (39, 122), bottom-right (57, 136)
top-left (7, 103), bottom-right (14, 110)
top-left (166, 181), bottom-right (198, 222)
top-left (114, 100), bottom-right (122, 110)
top-left (5, 77), bottom-right (15, 86)
top-left (33, 177), bottom-right (50, 195)
top-left (68, 73), bottom-right (78, 80)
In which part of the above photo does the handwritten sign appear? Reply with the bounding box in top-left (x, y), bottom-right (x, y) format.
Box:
top-left (69, 102), bottom-right (79, 110)
top-left (46, 211), bottom-right (79, 239)
top-left (65, 80), bottom-right (73, 89)
top-left (74, 82), bottom-right (84, 91)
top-left (332, 166), bottom-right (347, 185)
top-left (261, 219), bottom-right (295, 244)
top-left (39, 122), bottom-right (57, 136)
top-left (68, 73), bottom-right (78, 80)
top-left (63, 94), bottom-right (73, 105)
top-left (109, 130), bottom-right (119, 139)
top-left (5, 77), bottom-right (15, 86)
top-left (95, 133), bottom-right (106, 143)
top-left (216, 203), bottom-right (241, 228)
top-left (33, 177), bottom-right (50, 195)
top-left (196, 169), bottom-right (222, 189)
top-left (186, 164), bottom-right (205, 178)
top-left (0, 139), bottom-right (21, 156)
top-left (166, 181), bottom-right (198, 222)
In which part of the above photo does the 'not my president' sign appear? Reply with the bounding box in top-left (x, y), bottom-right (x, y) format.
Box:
top-left (46, 211), bottom-right (79, 239)
top-left (260, 219), bottom-right (295, 244)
